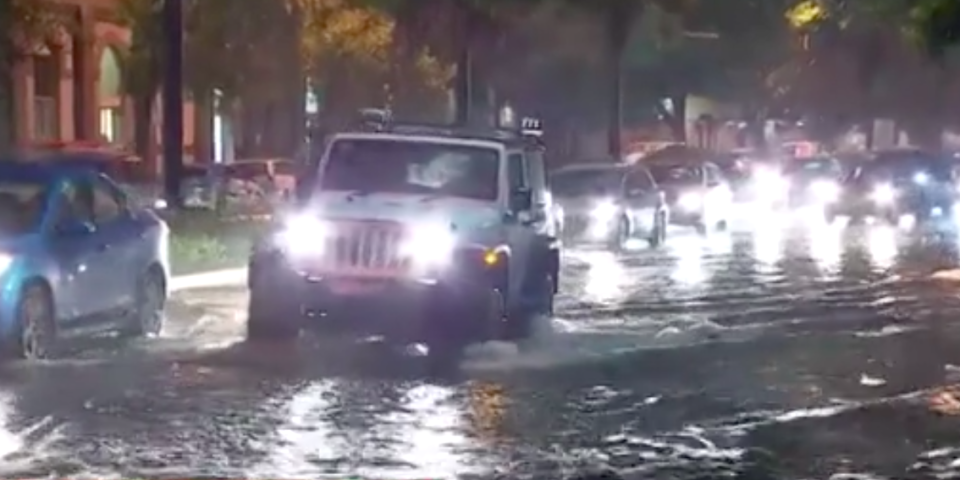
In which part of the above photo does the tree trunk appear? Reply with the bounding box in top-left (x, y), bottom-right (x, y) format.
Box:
top-left (132, 92), bottom-right (155, 177)
top-left (453, 37), bottom-right (472, 126)
top-left (605, 10), bottom-right (632, 159)
top-left (0, 73), bottom-right (13, 151)
top-left (192, 89), bottom-right (213, 163)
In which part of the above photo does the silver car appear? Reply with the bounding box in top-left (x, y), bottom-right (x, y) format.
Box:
top-left (551, 163), bottom-right (668, 249)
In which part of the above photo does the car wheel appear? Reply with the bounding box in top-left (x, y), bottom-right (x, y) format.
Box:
top-left (649, 210), bottom-right (667, 247)
top-left (246, 268), bottom-right (301, 341)
top-left (15, 285), bottom-right (55, 360)
top-left (128, 268), bottom-right (166, 337)
top-left (608, 216), bottom-right (629, 251)
top-left (695, 218), bottom-right (709, 235)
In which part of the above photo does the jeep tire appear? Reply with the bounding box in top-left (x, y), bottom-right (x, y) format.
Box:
top-left (246, 263), bottom-right (302, 341)
top-left (424, 287), bottom-right (504, 374)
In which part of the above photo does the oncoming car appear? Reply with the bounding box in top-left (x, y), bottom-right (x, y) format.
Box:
top-left (550, 163), bottom-right (668, 249)
top-left (827, 150), bottom-right (957, 226)
top-left (246, 111), bottom-right (559, 365)
top-left (0, 161), bottom-right (169, 359)
top-left (647, 160), bottom-right (733, 234)
top-left (782, 155), bottom-right (844, 211)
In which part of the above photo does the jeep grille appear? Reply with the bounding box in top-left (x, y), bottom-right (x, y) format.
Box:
top-left (308, 220), bottom-right (408, 275)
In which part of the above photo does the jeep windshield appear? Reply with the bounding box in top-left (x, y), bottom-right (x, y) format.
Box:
top-left (319, 138), bottom-right (500, 201)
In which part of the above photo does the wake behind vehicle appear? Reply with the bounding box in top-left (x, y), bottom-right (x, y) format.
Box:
top-left (0, 161), bottom-right (169, 359)
top-left (827, 150), bottom-right (957, 226)
top-left (647, 159), bottom-right (733, 234)
top-left (782, 155), bottom-right (844, 212)
top-left (246, 110), bottom-right (559, 365)
top-left (550, 163), bottom-right (668, 250)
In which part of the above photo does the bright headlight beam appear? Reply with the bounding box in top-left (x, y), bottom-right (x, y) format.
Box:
top-left (810, 180), bottom-right (838, 201)
top-left (678, 192), bottom-right (701, 210)
top-left (402, 223), bottom-right (455, 265)
top-left (871, 183), bottom-right (896, 204)
top-left (591, 200), bottom-right (617, 220)
top-left (277, 215), bottom-right (328, 256)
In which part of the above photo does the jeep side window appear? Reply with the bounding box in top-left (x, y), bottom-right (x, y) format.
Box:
top-left (507, 152), bottom-right (526, 191)
top-left (525, 149), bottom-right (546, 205)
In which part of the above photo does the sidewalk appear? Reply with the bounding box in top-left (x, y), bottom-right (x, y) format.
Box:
top-left (169, 267), bottom-right (247, 292)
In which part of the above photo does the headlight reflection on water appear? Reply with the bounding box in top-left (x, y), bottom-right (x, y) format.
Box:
top-left (867, 226), bottom-right (898, 270)
top-left (583, 251), bottom-right (627, 301)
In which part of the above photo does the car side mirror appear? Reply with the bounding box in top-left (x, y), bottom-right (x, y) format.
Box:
top-left (55, 219), bottom-right (95, 237)
top-left (509, 188), bottom-right (532, 212)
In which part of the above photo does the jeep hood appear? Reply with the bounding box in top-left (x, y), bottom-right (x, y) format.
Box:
top-left (307, 191), bottom-right (502, 231)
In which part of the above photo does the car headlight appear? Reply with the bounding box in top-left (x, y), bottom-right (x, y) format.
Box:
top-left (276, 214), bottom-right (329, 256)
top-left (678, 192), bottom-right (702, 210)
top-left (914, 172), bottom-right (929, 185)
top-left (401, 222), bottom-right (455, 266)
top-left (0, 255), bottom-right (13, 275)
top-left (871, 183), bottom-right (896, 204)
top-left (754, 168), bottom-right (787, 193)
top-left (809, 180), bottom-right (839, 201)
top-left (590, 200), bottom-right (617, 221)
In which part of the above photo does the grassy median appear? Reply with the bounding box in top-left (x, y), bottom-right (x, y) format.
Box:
top-left (166, 210), bottom-right (271, 276)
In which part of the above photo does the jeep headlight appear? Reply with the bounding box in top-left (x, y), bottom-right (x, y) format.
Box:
top-left (402, 222), bottom-right (455, 266)
top-left (276, 214), bottom-right (329, 256)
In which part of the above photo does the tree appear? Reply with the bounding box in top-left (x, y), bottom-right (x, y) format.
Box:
top-left (115, 0), bottom-right (162, 163)
top-left (0, 0), bottom-right (57, 149)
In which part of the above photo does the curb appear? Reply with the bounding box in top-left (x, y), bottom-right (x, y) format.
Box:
top-left (169, 267), bottom-right (247, 292)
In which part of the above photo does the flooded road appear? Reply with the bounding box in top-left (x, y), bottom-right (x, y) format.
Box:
top-left (4, 214), bottom-right (960, 479)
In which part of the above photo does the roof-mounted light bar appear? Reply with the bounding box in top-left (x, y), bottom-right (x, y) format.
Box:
top-left (520, 117), bottom-right (543, 138)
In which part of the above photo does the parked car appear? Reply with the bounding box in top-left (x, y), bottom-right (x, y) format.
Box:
top-left (0, 161), bottom-right (169, 359)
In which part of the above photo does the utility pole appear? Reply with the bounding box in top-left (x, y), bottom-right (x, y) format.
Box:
top-left (161, 0), bottom-right (184, 207)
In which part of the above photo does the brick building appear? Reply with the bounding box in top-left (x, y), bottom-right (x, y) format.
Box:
top-left (11, 0), bottom-right (197, 156)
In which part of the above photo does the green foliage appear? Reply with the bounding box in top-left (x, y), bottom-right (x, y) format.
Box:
top-left (115, 0), bottom-right (162, 97)
top-left (0, 0), bottom-right (58, 68)
top-left (167, 211), bottom-right (269, 275)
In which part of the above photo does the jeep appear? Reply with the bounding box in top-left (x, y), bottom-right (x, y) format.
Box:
top-left (245, 110), bottom-right (560, 365)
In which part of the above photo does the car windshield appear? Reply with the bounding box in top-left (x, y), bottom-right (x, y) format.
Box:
top-left (648, 164), bottom-right (700, 185)
top-left (850, 158), bottom-right (953, 183)
top-left (784, 157), bottom-right (841, 177)
top-left (0, 181), bottom-right (46, 235)
top-left (551, 169), bottom-right (622, 197)
top-left (320, 139), bottom-right (500, 201)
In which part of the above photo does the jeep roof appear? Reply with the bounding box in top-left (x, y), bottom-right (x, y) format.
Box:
top-left (342, 108), bottom-right (544, 150)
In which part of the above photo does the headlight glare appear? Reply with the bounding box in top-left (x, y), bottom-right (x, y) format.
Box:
top-left (871, 183), bottom-right (896, 203)
top-left (678, 192), bottom-right (701, 210)
top-left (590, 200), bottom-right (617, 221)
top-left (402, 223), bottom-right (455, 266)
top-left (810, 180), bottom-right (839, 201)
top-left (276, 215), bottom-right (328, 256)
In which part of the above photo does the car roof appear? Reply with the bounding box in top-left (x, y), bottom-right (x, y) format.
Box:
top-left (0, 160), bottom-right (91, 182)
top-left (553, 163), bottom-right (632, 175)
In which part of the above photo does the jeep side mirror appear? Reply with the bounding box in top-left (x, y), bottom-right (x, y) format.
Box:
top-left (509, 188), bottom-right (532, 212)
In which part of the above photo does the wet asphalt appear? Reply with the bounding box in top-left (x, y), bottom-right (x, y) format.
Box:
top-left (3, 209), bottom-right (960, 479)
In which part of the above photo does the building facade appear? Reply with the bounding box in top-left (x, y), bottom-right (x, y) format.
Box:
top-left (11, 0), bottom-right (197, 156)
